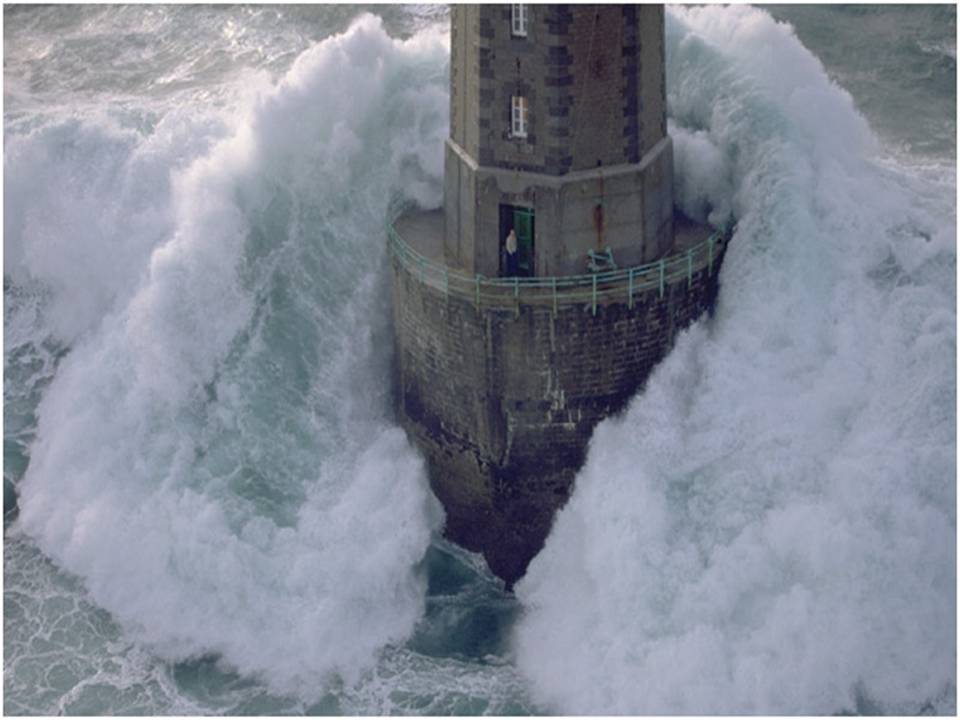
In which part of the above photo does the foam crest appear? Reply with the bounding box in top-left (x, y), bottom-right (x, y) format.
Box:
top-left (3, 110), bottom-right (229, 343)
top-left (514, 6), bottom-right (955, 715)
top-left (16, 14), bottom-right (448, 698)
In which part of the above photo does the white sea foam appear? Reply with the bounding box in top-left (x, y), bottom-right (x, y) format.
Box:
top-left (3, 110), bottom-right (225, 343)
top-left (514, 6), bottom-right (956, 715)
top-left (13, 15), bottom-right (450, 698)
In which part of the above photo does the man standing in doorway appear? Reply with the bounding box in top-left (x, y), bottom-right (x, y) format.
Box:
top-left (504, 227), bottom-right (518, 276)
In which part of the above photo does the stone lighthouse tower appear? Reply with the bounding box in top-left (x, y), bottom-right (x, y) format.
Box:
top-left (389, 4), bottom-right (727, 586)
top-left (444, 3), bottom-right (674, 277)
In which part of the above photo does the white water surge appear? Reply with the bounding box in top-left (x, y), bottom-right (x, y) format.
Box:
top-left (514, 6), bottom-right (956, 715)
top-left (8, 16), bottom-right (450, 699)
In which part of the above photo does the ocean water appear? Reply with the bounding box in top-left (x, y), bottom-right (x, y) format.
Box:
top-left (3, 4), bottom-right (955, 715)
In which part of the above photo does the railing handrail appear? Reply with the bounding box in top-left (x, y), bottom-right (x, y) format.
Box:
top-left (386, 204), bottom-right (731, 313)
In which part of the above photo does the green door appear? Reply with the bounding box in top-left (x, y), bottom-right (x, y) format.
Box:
top-left (513, 207), bottom-right (535, 277)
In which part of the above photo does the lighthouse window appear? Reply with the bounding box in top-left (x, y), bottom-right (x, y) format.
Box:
top-left (511, 4), bottom-right (528, 37)
top-left (511, 95), bottom-right (528, 138)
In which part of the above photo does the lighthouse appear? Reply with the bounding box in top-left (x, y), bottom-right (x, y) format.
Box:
top-left (389, 4), bottom-right (728, 586)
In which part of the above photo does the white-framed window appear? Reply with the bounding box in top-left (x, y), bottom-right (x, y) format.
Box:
top-left (511, 95), bottom-right (528, 138)
top-left (511, 4), bottom-right (528, 37)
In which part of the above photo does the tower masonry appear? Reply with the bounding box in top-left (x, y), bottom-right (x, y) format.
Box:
top-left (389, 4), bottom-right (730, 586)
top-left (445, 4), bottom-right (673, 277)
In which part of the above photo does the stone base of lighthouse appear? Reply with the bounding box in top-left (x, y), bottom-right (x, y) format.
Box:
top-left (390, 210), bottom-right (727, 587)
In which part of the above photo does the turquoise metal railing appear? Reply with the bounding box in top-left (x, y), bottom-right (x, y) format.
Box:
top-left (387, 214), bottom-right (731, 316)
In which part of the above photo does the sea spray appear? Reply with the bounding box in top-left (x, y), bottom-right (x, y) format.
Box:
top-left (12, 15), bottom-right (451, 698)
top-left (513, 6), bottom-right (955, 715)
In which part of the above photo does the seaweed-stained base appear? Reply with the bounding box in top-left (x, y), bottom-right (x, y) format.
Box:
top-left (390, 210), bottom-right (725, 587)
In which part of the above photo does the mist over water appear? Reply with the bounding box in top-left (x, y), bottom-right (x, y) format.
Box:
top-left (765, 4), bottom-right (957, 160)
top-left (4, 4), bottom-right (955, 716)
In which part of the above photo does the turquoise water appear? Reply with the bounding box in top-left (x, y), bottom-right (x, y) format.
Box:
top-left (767, 4), bottom-right (956, 158)
top-left (4, 5), bottom-right (955, 715)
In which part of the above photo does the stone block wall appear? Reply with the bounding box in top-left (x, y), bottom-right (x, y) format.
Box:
top-left (450, 5), bottom-right (666, 175)
top-left (449, 5), bottom-right (667, 175)
top-left (443, 137), bottom-right (673, 277)
top-left (444, 4), bottom-right (673, 281)
top-left (391, 236), bottom-right (725, 585)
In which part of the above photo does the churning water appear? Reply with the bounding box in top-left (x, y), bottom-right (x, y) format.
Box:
top-left (3, 4), bottom-right (955, 715)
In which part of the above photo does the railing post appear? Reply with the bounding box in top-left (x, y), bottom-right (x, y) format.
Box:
top-left (687, 249), bottom-right (693, 288)
top-left (514, 276), bottom-right (520, 318)
top-left (659, 259), bottom-right (665, 299)
top-left (475, 274), bottom-right (481, 313)
top-left (628, 268), bottom-right (634, 310)
top-left (592, 274), bottom-right (598, 316)
top-left (552, 276), bottom-right (558, 318)
top-left (444, 268), bottom-right (449, 296)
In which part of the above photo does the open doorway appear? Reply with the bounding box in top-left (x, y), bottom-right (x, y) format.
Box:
top-left (499, 204), bottom-right (535, 277)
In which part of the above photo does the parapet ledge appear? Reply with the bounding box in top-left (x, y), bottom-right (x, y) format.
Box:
top-left (392, 207), bottom-right (446, 265)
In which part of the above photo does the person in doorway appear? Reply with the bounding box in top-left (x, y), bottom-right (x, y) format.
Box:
top-left (504, 227), bottom-right (518, 276)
